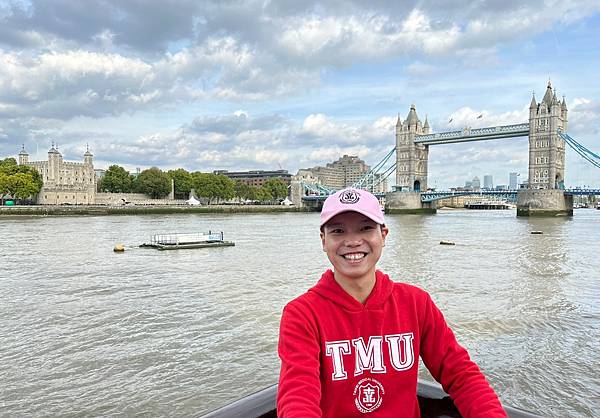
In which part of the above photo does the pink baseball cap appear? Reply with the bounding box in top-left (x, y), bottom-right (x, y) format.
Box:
top-left (320, 188), bottom-right (385, 226)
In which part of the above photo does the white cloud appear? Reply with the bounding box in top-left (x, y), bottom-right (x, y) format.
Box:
top-left (0, 1), bottom-right (599, 189)
top-left (445, 106), bottom-right (529, 130)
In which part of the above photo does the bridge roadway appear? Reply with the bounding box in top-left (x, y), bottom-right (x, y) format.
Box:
top-left (414, 123), bottom-right (530, 145)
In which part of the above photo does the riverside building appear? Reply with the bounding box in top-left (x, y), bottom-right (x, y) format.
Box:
top-left (299, 155), bottom-right (388, 193)
top-left (18, 144), bottom-right (97, 205)
top-left (213, 169), bottom-right (292, 187)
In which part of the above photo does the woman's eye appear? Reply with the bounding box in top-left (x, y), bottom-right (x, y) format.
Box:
top-left (330, 228), bottom-right (344, 234)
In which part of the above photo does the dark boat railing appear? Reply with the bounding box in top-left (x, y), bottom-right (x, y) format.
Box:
top-left (199, 379), bottom-right (542, 418)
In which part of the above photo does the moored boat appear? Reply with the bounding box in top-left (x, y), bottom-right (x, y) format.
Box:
top-left (465, 201), bottom-right (514, 210)
top-left (199, 380), bottom-right (541, 418)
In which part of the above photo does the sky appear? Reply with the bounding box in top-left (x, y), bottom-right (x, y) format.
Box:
top-left (1, 0), bottom-right (599, 189)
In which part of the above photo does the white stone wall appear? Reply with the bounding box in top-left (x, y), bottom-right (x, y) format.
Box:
top-left (37, 189), bottom-right (95, 205)
top-left (95, 193), bottom-right (186, 206)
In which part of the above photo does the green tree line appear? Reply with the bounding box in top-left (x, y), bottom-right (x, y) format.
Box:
top-left (99, 165), bottom-right (288, 203)
top-left (0, 158), bottom-right (43, 202)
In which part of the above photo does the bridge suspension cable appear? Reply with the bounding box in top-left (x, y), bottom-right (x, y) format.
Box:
top-left (558, 130), bottom-right (600, 169)
top-left (352, 147), bottom-right (396, 192)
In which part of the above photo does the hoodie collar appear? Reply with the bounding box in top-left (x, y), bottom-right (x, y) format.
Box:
top-left (310, 269), bottom-right (393, 311)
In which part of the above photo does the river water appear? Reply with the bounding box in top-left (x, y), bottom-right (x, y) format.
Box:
top-left (0, 209), bottom-right (598, 417)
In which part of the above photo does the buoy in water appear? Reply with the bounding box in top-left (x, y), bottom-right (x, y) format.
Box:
top-left (530, 231), bottom-right (543, 235)
top-left (439, 240), bottom-right (455, 246)
top-left (114, 244), bottom-right (125, 252)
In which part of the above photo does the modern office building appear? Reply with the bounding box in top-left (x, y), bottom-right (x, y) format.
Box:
top-left (214, 169), bottom-right (292, 187)
top-left (471, 176), bottom-right (481, 190)
top-left (483, 175), bottom-right (493, 190)
top-left (509, 172), bottom-right (519, 189)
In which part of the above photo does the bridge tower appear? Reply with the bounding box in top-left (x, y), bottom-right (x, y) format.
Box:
top-left (528, 81), bottom-right (568, 189)
top-left (395, 105), bottom-right (430, 192)
top-left (518, 81), bottom-right (572, 216)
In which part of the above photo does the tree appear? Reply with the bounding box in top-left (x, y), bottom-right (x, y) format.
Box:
top-left (6, 173), bottom-right (40, 199)
top-left (215, 174), bottom-right (236, 202)
top-left (235, 180), bottom-right (253, 201)
top-left (192, 172), bottom-right (236, 204)
top-left (255, 186), bottom-right (272, 202)
top-left (99, 165), bottom-right (133, 193)
top-left (0, 172), bottom-right (8, 202)
top-left (0, 158), bottom-right (18, 174)
top-left (167, 168), bottom-right (193, 199)
top-left (263, 179), bottom-right (288, 201)
top-left (0, 158), bottom-right (42, 202)
top-left (135, 167), bottom-right (171, 199)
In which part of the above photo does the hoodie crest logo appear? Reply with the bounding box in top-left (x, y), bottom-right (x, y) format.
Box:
top-left (354, 377), bottom-right (384, 413)
top-left (340, 190), bottom-right (360, 204)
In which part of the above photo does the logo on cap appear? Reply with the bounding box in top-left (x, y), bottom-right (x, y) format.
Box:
top-left (339, 190), bottom-right (360, 204)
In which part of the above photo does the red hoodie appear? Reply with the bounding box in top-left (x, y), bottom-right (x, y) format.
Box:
top-left (277, 270), bottom-right (507, 418)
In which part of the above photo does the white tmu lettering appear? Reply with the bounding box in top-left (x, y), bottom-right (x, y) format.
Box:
top-left (352, 336), bottom-right (386, 376)
top-left (325, 340), bottom-right (351, 380)
top-left (385, 333), bottom-right (415, 371)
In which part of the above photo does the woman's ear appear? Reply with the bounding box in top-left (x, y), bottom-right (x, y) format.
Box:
top-left (320, 231), bottom-right (326, 251)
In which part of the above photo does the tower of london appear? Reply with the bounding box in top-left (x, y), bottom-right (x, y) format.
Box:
top-left (18, 144), bottom-right (97, 204)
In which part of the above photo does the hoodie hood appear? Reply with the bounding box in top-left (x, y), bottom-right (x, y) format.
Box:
top-left (309, 269), bottom-right (394, 312)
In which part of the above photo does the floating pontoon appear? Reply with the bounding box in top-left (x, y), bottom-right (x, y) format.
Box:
top-left (140, 231), bottom-right (234, 250)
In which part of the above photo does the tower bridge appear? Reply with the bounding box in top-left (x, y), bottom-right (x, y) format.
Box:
top-left (296, 81), bottom-right (599, 216)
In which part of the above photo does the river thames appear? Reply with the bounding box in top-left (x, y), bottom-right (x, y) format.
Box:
top-left (1, 209), bottom-right (598, 417)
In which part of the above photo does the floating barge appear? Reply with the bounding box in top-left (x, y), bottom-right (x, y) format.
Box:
top-left (140, 231), bottom-right (234, 250)
top-left (465, 201), bottom-right (514, 210)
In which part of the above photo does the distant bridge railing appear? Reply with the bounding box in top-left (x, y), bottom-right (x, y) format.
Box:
top-left (415, 123), bottom-right (530, 145)
top-left (420, 190), bottom-right (519, 202)
top-left (564, 188), bottom-right (600, 196)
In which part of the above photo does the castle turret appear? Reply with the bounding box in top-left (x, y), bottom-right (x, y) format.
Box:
top-left (18, 145), bottom-right (29, 165)
top-left (405, 104), bottom-right (419, 130)
top-left (541, 80), bottom-right (553, 109)
top-left (395, 113), bottom-right (403, 133)
top-left (529, 93), bottom-right (537, 109)
top-left (84, 144), bottom-right (93, 166)
top-left (47, 141), bottom-right (62, 183)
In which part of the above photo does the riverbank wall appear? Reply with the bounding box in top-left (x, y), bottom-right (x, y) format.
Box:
top-left (0, 204), bottom-right (311, 216)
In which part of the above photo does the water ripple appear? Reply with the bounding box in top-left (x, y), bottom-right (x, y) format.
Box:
top-left (0, 211), bottom-right (598, 417)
